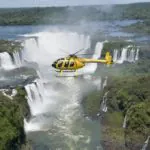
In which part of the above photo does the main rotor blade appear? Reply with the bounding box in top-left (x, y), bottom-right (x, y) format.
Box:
top-left (77, 53), bottom-right (94, 56)
top-left (59, 49), bottom-right (70, 54)
top-left (73, 49), bottom-right (86, 55)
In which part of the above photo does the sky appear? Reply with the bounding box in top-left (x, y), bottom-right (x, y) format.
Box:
top-left (0, 0), bottom-right (150, 8)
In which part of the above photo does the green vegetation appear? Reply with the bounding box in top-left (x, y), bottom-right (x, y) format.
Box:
top-left (83, 41), bottom-right (150, 148)
top-left (0, 40), bottom-right (22, 54)
top-left (0, 3), bottom-right (150, 25)
top-left (125, 102), bottom-right (150, 148)
top-left (83, 75), bottom-right (150, 149)
top-left (0, 7), bottom-right (68, 25)
top-left (0, 87), bottom-right (31, 150)
top-left (82, 90), bottom-right (101, 119)
top-left (14, 87), bottom-right (31, 120)
top-left (105, 76), bottom-right (150, 149)
top-left (102, 112), bottom-right (125, 142)
top-left (101, 40), bottom-right (136, 57)
top-left (124, 20), bottom-right (150, 34)
top-left (103, 40), bottom-right (134, 51)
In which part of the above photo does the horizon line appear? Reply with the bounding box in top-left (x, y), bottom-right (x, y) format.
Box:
top-left (0, 1), bottom-right (149, 9)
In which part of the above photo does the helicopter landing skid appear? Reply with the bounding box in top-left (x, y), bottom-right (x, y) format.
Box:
top-left (55, 70), bottom-right (78, 77)
top-left (55, 75), bottom-right (77, 77)
top-left (55, 70), bottom-right (76, 72)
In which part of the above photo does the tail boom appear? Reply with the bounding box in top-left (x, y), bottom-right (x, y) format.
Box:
top-left (80, 52), bottom-right (113, 65)
top-left (80, 58), bottom-right (107, 63)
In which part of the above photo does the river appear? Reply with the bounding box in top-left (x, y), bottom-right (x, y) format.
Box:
top-left (0, 20), bottom-right (141, 150)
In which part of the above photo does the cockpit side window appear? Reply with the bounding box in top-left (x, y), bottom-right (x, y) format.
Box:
top-left (70, 61), bottom-right (74, 67)
top-left (57, 61), bottom-right (63, 68)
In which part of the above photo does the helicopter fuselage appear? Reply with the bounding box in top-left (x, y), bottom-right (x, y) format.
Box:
top-left (51, 53), bottom-right (113, 71)
top-left (52, 56), bottom-right (85, 71)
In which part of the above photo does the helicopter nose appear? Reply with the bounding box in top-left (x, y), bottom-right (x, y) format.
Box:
top-left (52, 63), bottom-right (56, 68)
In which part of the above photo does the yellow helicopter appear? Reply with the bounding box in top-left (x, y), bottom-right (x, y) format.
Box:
top-left (52, 49), bottom-right (113, 76)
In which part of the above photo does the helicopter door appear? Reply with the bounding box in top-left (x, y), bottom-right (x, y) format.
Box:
top-left (64, 60), bottom-right (69, 68)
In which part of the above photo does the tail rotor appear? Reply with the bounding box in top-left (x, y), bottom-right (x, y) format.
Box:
top-left (105, 52), bottom-right (113, 65)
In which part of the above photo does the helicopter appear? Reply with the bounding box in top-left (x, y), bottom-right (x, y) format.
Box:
top-left (51, 49), bottom-right (113, 76)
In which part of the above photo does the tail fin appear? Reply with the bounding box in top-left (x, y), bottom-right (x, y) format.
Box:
top-left (105, 52), bottom-right (113, 65)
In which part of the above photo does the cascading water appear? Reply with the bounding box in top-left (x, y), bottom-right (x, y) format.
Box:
top-left (123, 114), bottom-right (127, 128)
top-left (113, 46), bottom-right (139, 64)
top-left (135, 49), bottom-right (139, 61)
top-left (23, 31), bottom-right (103, 149)
top-left (0, 50), bottom-right (23, 71)
top-left (100, 91), bottom-right (109, 112)
top-left (127, 49), bottom-right (135, 62)
top-left (141, 136), bottom-right (150, 150)
top-left (118, 48), bottom-right (128, 64)
top-left (12, 51), bottom-right (22, 67)
top-left (102, 76), bottom-right (108, 89)
top-left (0, 52), bottom-right (15, 70)
top-left (113, 49), bottom-right (118, 62)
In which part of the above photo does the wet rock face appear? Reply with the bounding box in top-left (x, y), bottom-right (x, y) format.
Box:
top-left (146, 142), bottom-right (150, 150)
top-left (125, 141), bottom-right (143, 150)
top-left (0, 40), bottom-right (22, 54)
top-left (101, 140), bottom-right (126, 150)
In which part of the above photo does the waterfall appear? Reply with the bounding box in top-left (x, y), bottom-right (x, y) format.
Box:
top-left (22, 31), bottom-right (103, 132)
top-left (12, 51), bottom-right (22, 67)
top-left (141, 136), bottom-right (150, 150)
top-left (123, 114), bottom-right (127, 128)
top-left (21, 31), bottom-right (105, 149)
top-left (80, 41), bottom-right (103, 75)
top-left (103, 76), bottom-right (108, 89)
top-left (22, 32), bottom-right (93, 66)
top-left (95, 42), bottom-right (103, 58)
top-left (128, 48), bottom-right (139, 62)
top-left (0, 52), bottom-right (15, 70)
top-left (0, 50), bottom-right (23, 70)
top-left (113, 46), bottom-right (139, 64)
top-left (25, 79), bottom-right (51, 116)
top-left (113, 49), bottom-right (118, 62)
top-left (100, 91), bottom-right (109, 112)
top-left (135, 48), bottom-right (139, 61)
top-left (117, 48), bottom-right (128, 64)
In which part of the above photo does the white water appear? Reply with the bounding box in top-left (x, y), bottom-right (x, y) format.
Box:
top-left (0, 50), bottom-right (22, 70)
top-left (0, 89), bottom-right (17, 100)
top-left (0, 52), bottom-right (15, 70)
top-left (13, 51), bottom-right (22, 67)
top-left (141, 136), bottom-right (150, 150)
top-left (22, 32), bottom-right (91, 66)
top-left (103, 76), bottom-right (108, 89)
top-left (22, 31), bottom-right (103, 149)
top-left (24, 31), bottom-right (102, 126)
top-left (113, 46), bottom-right (139, 64)
top-left (123, 114), bottom-right (127, 128)
top-left (100, 91), bottom-right (109, 112)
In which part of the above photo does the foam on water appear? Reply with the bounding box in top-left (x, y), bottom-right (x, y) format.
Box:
top-left (23, 31), bottom-right (102, 121)
top-left (0, 52), bottom-right (15, 70)
top-left (22, 31), bottom-right (103, 149)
